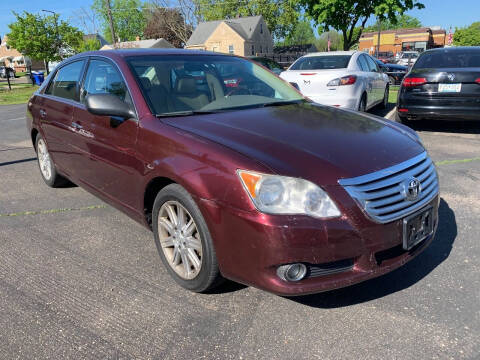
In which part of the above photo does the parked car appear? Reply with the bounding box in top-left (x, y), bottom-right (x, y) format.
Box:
top-left (397, 51), bottom-right (419, 66)
top-left (0, 66), bottom-right (15, 78)
top-left (249, 56), bottom-right (284, 75)
top-left (375, 59), bottom-right (408, 85)
top-left (280, 51), bottom-right (390, 111)
top-left (376, 51), bottom-right (394, 63)
top-left (27, 49), bottom-right (439, 296)
top-left (397, 47), bottom-right (480, 122)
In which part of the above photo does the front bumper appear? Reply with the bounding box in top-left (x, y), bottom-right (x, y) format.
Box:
top-left (198, 189), bottom-right (440, 296)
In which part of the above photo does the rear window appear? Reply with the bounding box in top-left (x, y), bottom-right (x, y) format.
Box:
top-left (290, 55), bottom-right (352, 70)
top-left (414, 50), bottom-right (480, 69)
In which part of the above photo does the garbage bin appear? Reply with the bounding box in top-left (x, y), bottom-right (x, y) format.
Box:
top-left (31, 71), bottom-right (45, 86)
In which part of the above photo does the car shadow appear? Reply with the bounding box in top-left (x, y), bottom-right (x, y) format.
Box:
top-left (289, 198), bottom-right (456, 308)
top-left (408, 119), bottom-right (480, 134)
top-left (370, 102), bottom-right (396, 118)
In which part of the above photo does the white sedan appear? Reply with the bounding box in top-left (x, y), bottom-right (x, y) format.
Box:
top-left (280, 51), bottom-right (389, 111)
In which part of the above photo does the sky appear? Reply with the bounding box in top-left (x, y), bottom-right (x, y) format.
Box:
top-left (1, 0), bottom-right (479, 39)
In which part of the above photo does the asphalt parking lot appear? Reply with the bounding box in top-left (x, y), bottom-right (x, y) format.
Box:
top-left (1, 103), bottom-right (479, 359)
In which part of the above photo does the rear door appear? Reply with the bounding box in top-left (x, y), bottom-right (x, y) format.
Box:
top-left (357, 55), bottom-right (375, 106)
top-left (73, 58), bottom-right (141, 210)
top-left (36, 60), bottom-right (86, 178)
top-left (365, 55), bottom-right (385, 104)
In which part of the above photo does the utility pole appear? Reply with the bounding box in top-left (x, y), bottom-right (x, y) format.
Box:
top-left (42, 9), bottom-right (59, 75)
top-left (376, 16), bottom-right (381, 58)
top-left (105, 0), bottom-right (117, 48)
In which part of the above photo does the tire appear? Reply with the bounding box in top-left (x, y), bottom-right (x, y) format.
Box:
top-left (358, 93), bottom-right (367, 112)
top-left (35, 133), bottom-right (68, 187)
top-left (380, 85), bottom-right (389, 109)
top-left (152, 183), bottom-right (223, 293)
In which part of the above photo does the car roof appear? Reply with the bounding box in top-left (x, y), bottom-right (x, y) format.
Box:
top-left (422, 46), bottom-right (480, 54)
top-left (302, 51), bottom-right (357, 57)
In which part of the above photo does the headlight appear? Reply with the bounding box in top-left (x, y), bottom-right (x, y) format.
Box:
top-left (237, 170), bottom-right (341, 218)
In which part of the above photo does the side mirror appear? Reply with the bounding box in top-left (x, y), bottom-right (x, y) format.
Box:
top-left (86, 93), bottom-right (135, 121)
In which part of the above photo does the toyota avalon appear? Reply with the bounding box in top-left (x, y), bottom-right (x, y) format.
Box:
top-left (27, 49), bottom-right (439, 296)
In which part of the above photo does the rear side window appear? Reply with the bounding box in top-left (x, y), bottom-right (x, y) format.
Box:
top-left (365, 56), bottom-right (379, 72)
top-left (45, 60), bottom-right (85, 101)
top-left (414, 50), bottom-right (480, 69)
top-left (357, 55), bottom-right (369, 72)
top-left (82, 59), bottom-right (130, 104)
top-left (290, 55), bottom-right (352, 70)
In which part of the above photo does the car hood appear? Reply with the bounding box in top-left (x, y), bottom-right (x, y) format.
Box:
top-left (164, 103), bottom-right (424, 185)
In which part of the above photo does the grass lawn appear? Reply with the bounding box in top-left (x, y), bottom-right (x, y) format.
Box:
top-left (0, 83), bottom-right (38, 105)
top-left (389, 86), bottom-right (399, 105)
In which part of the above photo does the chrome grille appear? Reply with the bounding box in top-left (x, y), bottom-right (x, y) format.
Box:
top-left (338, 152), bottom-right (439, 223)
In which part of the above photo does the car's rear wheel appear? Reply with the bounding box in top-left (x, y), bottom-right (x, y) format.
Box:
top-left (358, 93), bottom-right (367, 112)
top-left (152, 184), bottom-right (223, 292)
top-left (35, 134), bottom-right (68, 187)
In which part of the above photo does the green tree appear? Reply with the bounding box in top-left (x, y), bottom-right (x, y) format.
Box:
top-left (364, 14), bottom-right (422, 32)
top-left (278, 20), bottom-right (316, 45)
top-left (315, 30), bottom-right (343, 51)
top-left (7, 11), bottom-right (83, 73)
top-left (92, 0), bottom-right (147, 43)
top-left (301, 0), bottom-right (425, 50)
top-left (453, 22), bottom-right (480, 46)
top-left (194, 0), bottom-right (301, 39)
top-left (77, 38), bottom-right (102, 52)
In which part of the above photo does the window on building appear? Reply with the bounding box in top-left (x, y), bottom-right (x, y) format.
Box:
top-left (260, 23), bottom-right (263, 34)
top-left (251, 45), bottom-right (255, 55)
top-left (228, 45), bottom-right (234, 54)
top-left (260, 45), bottom-right (263, 54)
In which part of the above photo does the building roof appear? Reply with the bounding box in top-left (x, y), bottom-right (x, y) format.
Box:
top-left (186, 15), bottom-right (263, 46)
top-left (100, 38), bottom-right (175, 50)
top-left (361, 27), bottom-right (434, 38)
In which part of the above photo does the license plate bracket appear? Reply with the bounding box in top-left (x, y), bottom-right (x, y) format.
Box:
top-left (403, 206), bottom-right (434, 250)
top-left (438, 83), bottom-right (462, 93)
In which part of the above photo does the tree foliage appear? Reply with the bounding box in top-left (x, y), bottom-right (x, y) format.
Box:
top-left (77, 38), bottom-right (103, 52)
top-left (453, 22), bottom-right (480, 46)
top-left (144, 7), bottom-right (192, 47)
top-left (92, 0), bottom-right (147, 43)
top-left (315, 30), bottom-right (344, 51)
top-left (7, 11), bottom-right (83, 67)
top-left (364, 14), bottom-right (422, 32)
top-left (277, 20), bottom-right (316, 46)
top-left (194, 0), bottom-right (301, 39)
top-left (301, 0), bottom-right (425, 50)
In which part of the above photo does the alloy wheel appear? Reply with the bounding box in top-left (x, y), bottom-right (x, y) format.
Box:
top-left (37, 138), bottom-right (52, 181)
top-left (157, 201), bottom-right (203, 280)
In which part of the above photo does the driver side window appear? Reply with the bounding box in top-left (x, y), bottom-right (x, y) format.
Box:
top-left (82, 59), bottom-right (132, 105)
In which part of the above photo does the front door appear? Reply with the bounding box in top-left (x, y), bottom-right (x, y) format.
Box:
top-left (73, 58), bottom-right (141, 211)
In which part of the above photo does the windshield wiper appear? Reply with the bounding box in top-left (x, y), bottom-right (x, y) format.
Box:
top-left (261, 100), bottom-right (305, 108)
top-left (155, 110), bottom-right (219, 118)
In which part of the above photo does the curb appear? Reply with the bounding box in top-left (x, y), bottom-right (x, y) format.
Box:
top-left (386, 107), bottom-right (397, 121)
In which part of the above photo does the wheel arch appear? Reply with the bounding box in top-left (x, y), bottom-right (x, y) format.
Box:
top-left (143, 176), bottom-right (176, 229)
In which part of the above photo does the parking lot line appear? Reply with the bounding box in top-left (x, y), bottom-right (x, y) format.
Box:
top-left (0, 205), bottom-right (107, 217)
top-left (436, 157), bottom-right (480, 166)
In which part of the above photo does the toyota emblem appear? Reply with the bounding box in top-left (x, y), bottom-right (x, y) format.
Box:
top-left (401, 178), bottom-right (422, 201)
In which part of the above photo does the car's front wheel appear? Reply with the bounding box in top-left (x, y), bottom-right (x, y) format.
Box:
top-left (35, 134), bottom-right (68, 187)
top-left (152, 184), bottom-right (223, 292)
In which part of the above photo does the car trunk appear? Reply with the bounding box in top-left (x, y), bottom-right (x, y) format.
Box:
top-left (404, 68), bottom-right (480, 108)
top-left (281, 69), bottom-right (350, 96)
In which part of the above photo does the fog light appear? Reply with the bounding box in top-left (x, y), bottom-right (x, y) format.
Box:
top-left (277, 263), bottom-right (307, 282)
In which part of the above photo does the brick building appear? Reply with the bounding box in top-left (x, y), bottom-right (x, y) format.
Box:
top-left (359, 27), bottom-right (446, 55)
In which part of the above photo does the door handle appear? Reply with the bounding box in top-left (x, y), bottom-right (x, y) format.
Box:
top-left (71, 122), bottom-right (83, 129)
top-left (39, 109), bottom-right (46, 118)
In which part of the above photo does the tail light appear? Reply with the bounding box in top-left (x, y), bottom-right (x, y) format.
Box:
top-left (403, 77), bottom-right (427, 87)
top-left (475, 78), bottom-right (480, 84)
top-left (327, 75), bottom-right (357, 86)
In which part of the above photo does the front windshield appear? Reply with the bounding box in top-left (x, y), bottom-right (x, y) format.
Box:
top-left (127, 55), bottom-right (303, 116)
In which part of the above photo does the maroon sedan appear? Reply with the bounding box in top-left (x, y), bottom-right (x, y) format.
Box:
top-left (27, 49), bottom-right (439, 296)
